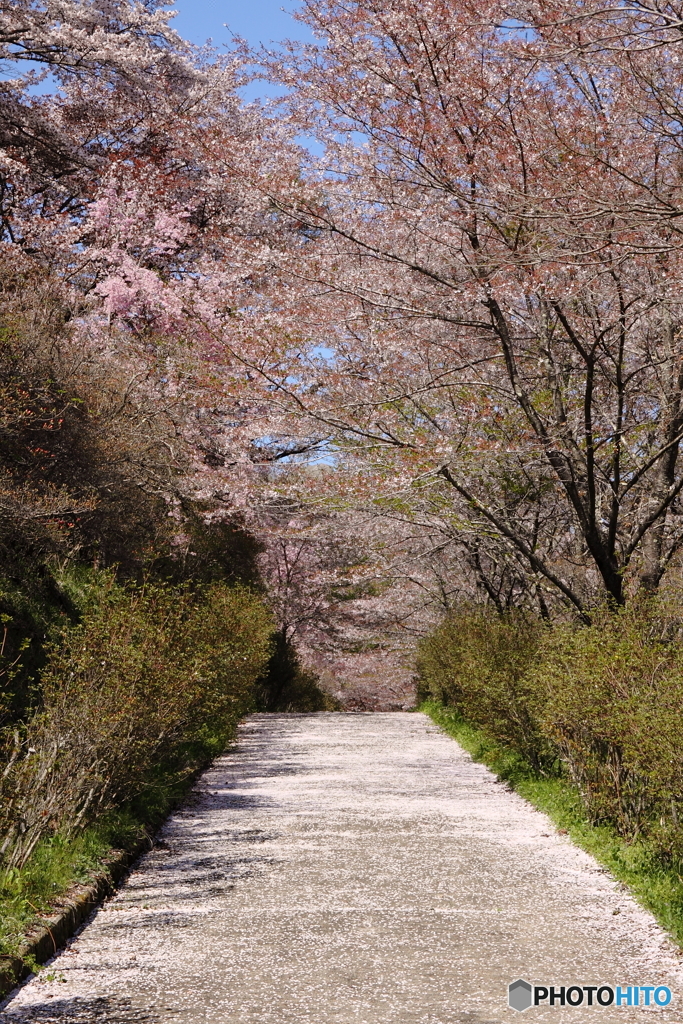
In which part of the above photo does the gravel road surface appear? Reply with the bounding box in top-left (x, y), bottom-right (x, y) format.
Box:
top-left (2, 712), bottom-right (682, 1023)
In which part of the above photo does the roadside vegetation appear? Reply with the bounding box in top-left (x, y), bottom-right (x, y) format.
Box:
top-left (0, 266), bottom-right (331, 980)
top-left (418, 601), bottom-right (683, 946)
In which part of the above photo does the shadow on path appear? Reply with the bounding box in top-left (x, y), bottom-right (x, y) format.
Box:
top-left (0, 995), bottom-right (163, 1023)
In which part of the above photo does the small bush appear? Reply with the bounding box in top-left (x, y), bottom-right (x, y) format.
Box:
top-left (535, 600), bottom-right (683, 854)
top-left (417, 604), bottom-right (554, 771)
top-left (0, 576), bottom-right (272, 868)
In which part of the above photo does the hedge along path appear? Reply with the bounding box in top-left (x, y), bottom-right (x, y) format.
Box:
top-left (1, 713), bottom-right (682, 1024)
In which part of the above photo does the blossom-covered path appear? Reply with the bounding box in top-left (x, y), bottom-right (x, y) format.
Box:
top-left (2, 713), bottom-right (682, 1023)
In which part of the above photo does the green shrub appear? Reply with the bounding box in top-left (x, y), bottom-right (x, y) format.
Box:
top-left (535, 600), bottom-right (683, 855)
top-left (417, 604), bottom-right (553, 771)
top-left (0, 576), bottom-right (272, 868)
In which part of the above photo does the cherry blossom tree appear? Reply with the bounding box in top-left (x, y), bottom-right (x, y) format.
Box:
top-left (244, 0), bottom-right (683, 614)
top-left (0, 0), bottom-right (311, 519)
top-left (0, 0), bottom-right (195, 244)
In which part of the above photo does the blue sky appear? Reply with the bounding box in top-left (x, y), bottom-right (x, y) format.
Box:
top-left (171, 1), bottom-right (313, 52)
top-left (171, 0), bottom-right (315, 101)
top-left (3, 2), bottom-right (314, 99)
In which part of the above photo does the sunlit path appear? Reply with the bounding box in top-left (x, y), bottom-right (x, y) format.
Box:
top-left (2, 713), bottom-right (681, 1023)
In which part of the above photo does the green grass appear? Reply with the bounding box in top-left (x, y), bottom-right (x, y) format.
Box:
top-left (0, 824), bottom-right (121, 964)
top-left (422, 699), bottom-right (683, 947)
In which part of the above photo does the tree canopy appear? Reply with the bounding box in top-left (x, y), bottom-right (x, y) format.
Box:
top-left (5, 0), bottom-right (683, 627)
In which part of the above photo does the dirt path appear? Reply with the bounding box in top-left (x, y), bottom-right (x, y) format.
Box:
top-left (2, 713), bottom-right (682, 1023)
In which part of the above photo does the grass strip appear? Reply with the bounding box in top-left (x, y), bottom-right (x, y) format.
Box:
top-left (421, 699), bottom-right (683, 947)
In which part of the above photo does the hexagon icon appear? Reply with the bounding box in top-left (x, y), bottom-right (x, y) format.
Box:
top-left (509, 979), bottom-right (533, 1012)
